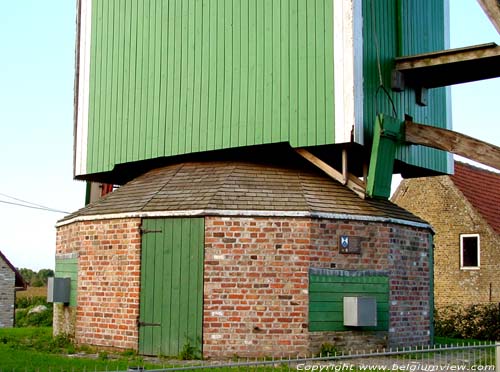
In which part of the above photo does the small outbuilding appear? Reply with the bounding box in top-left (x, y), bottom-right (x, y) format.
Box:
top-left (54, 160), bottom-right (433, 358)
top-left (0, 251), bottom-right (27, 328)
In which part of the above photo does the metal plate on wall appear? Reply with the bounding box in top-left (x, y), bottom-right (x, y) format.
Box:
top-left (339, 235), bottom-right (362, 254)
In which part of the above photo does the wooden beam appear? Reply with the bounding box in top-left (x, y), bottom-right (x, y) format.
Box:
top-left (405, 121), bottom-right (500, 170)
top-left (477, 0), bottom-right (500, 35)
top-left (345, 174), bottom-right (366, 199)
top-left (295, 148), bottom-right (345, 184)
top-left (342, 149), bottom-right (348, 184)
top-left (393, 43), bottom-right (500, 88)
top-left (295, 148), bottom-right (365, 199)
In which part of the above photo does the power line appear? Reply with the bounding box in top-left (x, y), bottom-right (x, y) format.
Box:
top-left (0, 199), bottom-right (69, 214)
top-left (0, 192), bottom-right (58, 210)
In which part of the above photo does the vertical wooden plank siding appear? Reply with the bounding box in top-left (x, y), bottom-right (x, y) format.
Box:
top-left (362, 0), bottom-right (450, 174)
top-left (55, 258), bottom-right (78, 307)
top-left (85, 0), bottom-right (335, 175)
top-left (139, 218), bottom-right (204, 357)
top-left (308, 274), bottom-right (389, 332)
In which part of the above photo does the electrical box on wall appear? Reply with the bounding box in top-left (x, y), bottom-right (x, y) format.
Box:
top-left (47, 277), bottom-right (71, 304)
top-left (343, 296), bottom-right (377, 327)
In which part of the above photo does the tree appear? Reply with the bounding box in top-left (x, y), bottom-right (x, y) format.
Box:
top-left (17, 268), bottom-right (54, 287)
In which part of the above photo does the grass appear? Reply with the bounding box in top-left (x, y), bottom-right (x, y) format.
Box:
top-left (0, 327), bottom-right (162, 371)
top-left (0, 328), bottom-right (492, 372)
top-left (0, 328), bottom-right (371, 372)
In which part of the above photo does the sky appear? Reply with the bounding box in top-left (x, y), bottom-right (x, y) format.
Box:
top-left (0, 1), bottom-right (499, 271)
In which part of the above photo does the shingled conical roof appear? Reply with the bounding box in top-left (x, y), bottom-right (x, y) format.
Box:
top-left (59, 161), bottom-right (427, 227)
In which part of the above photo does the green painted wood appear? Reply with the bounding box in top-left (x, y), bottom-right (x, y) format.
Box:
top-left (309, 292), bottom-right (389, 302)
top-left (55, 258), bottom-right (78, 307)
top-left (366, 114), bottom-right (403, 199)
top-left (309, 311), bottom-right (389, 323)
top-left (139, 218), bottom-right (204, 357)
top-left (178, 0), bottom-right (189, 154)
top-left (297, 0), bottom-right (307, 147)
top-left (309, 321), bottom-right (389, 333)
top-left (308, 273), bottom-right (389, 332)
top-left (310, 282), bottom-right (388, 293)
top-left (191, 0), bottom-right (203, 153)
top-left (279, 0), bottom-right (289, 142)
top-left (362, 0), bottom-right (450, 175)
top-left (116, 1), bottom-right (126, 164)
top-left (84, 0), bottom-right (335, 175)
top-left (310, 301), bottom-right (389, 313)
top-left (156, 0), bottom-right (168, 158)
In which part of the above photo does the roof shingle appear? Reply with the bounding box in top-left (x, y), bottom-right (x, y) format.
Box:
top-left (59, 161), bottom-right (426, 226)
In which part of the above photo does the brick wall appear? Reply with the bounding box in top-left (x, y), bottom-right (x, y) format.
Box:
top-left (204, 217), bottom-right (312, 357)
top-left (0, 257), bottom-right (14, 328)
top-left (55, 219), bottom-right (142, 349)
top-left (393, 177), bottom-right (500, 308)
top-left (310, 220), bottom-right (430, 347)
top-left (56, 215), bottom-right (430, 357)
top-left (204, 217), bottom-right (431, 357)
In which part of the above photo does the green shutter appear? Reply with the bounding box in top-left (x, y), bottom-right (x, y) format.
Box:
top-left (55, 257), bottom-right (78, 307)
top-left (309, 271), bottom-right (389, 332)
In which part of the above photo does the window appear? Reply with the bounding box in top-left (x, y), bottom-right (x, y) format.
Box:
top-left (460, 234), bottom-right (480, 269)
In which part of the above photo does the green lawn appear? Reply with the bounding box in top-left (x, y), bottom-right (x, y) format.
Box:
top-left (0, 328), bottom-right (292, 371)
top-left (0, 328), bottom-right (489, 372)
top-left (0, 327), bottom-right (161, 371)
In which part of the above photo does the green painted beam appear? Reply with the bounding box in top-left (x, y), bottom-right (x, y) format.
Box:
top-left (366, 114), bottom-right (403, 199)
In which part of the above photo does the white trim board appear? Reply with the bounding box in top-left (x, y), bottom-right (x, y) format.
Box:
top-left (333, 0), bottom-right (364, 145)
top-left (56, 208), bottom-right (432, 232)
top-left (75, 0), bottom-right (92, 177)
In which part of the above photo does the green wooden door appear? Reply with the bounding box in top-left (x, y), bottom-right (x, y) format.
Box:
top-left (139, 218), bottom-right (204, 357)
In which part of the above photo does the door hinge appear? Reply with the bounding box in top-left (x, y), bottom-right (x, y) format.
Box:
top-left (140, 227), bottom-right (162, 235)
top-left (137, 320), bottom-right (161, 327)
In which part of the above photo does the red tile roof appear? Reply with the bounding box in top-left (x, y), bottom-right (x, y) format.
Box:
top-left (451, 162), bottom-right (500, 234)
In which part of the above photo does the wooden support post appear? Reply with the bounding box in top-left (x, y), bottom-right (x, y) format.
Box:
top-left (342, 149), bottom-right (348, 185)
top-left (405, 121), bottom-right (500, 170)
top-left (295, 148), bottom-right (365, 199)
top-left (366, 114), bottom-right (402, 199)
top-left (295, 148), bottom-right (345, 184)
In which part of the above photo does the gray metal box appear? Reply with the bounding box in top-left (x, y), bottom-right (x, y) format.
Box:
top-left (47, 277), bottom-right (71, 304)
top-left (343, 296), bottom-right (377, 327)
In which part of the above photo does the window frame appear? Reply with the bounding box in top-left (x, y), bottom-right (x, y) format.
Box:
top-left (459, 233), bottom-right (480, 270)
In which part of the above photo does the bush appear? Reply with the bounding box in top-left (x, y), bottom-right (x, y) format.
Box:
top-left (16, 296), bottom-right (47, 309)
top-left (435, 303), bottom-right (500, 341)
top-left (15, 296), bottom-right (53, 327)
top-left (16, 306), bottom-right (53, 327)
